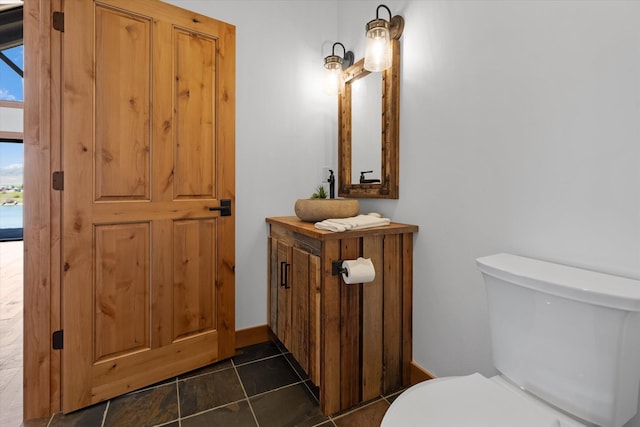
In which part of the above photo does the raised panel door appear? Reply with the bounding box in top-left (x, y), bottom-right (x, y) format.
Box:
top-left (61, 0), bottom-right (235, 412)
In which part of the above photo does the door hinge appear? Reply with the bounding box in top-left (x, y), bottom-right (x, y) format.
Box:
top-left (52, 330), bottom-right (63, 350)
top-left (53, 11), bottom-right (64, 32)
top-left (52, 171), bottom-right (64, 191)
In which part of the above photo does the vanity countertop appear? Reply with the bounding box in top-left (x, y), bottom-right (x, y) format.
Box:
top-left (266, 216), bottom-right (418, 241)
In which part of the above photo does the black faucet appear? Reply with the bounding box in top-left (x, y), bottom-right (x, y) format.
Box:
top-left (360, 170), bottom-right (381, 184)
top-left (328, 169), bottom-right (335, 199)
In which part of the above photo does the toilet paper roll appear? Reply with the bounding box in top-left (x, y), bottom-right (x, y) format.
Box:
top-left (342, 257), bottom-right (375, 284)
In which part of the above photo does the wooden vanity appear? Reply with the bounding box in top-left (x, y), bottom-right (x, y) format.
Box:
top-left (266, 216), bottom-right (418, 415)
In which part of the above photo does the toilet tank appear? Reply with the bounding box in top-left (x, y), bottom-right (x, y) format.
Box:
top-left (476, 253), bottom-right (640, 427)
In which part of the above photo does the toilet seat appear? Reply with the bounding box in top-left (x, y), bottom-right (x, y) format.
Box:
top-left (381, 373), bottom-right (587, 427)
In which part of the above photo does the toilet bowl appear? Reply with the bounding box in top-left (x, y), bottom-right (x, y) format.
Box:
top-left (381, 373), bottom-right (586, 427)
top-left (382, 253), bottom-right (640, 427)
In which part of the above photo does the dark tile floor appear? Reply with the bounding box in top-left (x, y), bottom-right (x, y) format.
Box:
top-left (24, 340), bottom-right (403, 427)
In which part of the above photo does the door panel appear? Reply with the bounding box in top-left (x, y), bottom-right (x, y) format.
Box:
top-left (173, 219), bottom-right (216, 340)
top-left (94, 223), bottom-right (150, 361)
top-left (94, 6), bottom-right (151, 200)
top-left (174, 30), bottom-right (216, 198)
top-left (62, 0), bottom-right (235, 412)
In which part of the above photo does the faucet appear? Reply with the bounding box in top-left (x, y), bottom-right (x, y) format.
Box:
top-left (328, 169), bottom-right (335, 199)
top-left (359, 170), bottom-right (381, 184)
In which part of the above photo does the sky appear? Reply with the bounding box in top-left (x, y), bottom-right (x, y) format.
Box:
top-left (0, 44), bottom-right (24, 186)
top-left (0, 45), bottom-right (23, 101)
top-left (0, 142), bottom-right (23, 186)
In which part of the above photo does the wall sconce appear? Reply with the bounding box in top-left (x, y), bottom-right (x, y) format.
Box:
top-left (364, 4), bottom-right (404, 72)
top-left (323, 42), bottom-right (354, 96)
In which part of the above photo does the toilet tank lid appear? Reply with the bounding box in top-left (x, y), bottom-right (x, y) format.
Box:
top-left (476, 253), bottom-right (640, 312)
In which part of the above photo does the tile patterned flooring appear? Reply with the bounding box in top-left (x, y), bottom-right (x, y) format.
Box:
top-left (1, 242), bottom-right (402, 427)
top-left (24, 340), bottom-right (401, 427)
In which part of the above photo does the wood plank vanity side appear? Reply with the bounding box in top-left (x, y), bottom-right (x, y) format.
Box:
top-left (402, 233), bottom-right (414, 385)
top-left (340, 237), bottom-right (362, 409)
top-left (321, 239), bottom-right (342, 414)
top-left (309, 255), bottom-right (322, 386)
top-left (383, 234), bottom-right (403, 394)
top-left (361, 235), bottom-right (384, 401)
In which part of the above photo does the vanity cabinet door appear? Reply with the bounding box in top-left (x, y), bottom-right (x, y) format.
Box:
top-left (268, 237), bottom-right (320, 385)
top-left (290, 247), bottom-right (321, 382)
top-left (275, 240), bottom-right (292, 350)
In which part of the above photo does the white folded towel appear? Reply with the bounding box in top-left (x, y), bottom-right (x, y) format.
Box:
top-left (315, 213), bottom-right (391, 232)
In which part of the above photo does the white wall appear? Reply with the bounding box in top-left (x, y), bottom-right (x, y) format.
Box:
top-left (337, 1), bottom-right (640, 426)
top-left (173, 1), bottom-right (640, 425)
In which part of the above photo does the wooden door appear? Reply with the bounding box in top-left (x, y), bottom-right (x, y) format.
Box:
top-left (61, 0), bottom-right (235, 412)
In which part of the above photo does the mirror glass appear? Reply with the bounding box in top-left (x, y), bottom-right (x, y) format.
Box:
top-left (351, 73), bottom-right (382, 184)
top-left (338, 39), bottom-right (400, 199)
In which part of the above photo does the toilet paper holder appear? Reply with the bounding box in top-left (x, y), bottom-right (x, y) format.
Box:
top-left (331, 260), bottom-right (348, 277)
top-left (332, 258), bottom-right (376, 284)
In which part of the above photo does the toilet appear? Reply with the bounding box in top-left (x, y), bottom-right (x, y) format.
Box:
top-left (382, 253), bottom-right (640, 427)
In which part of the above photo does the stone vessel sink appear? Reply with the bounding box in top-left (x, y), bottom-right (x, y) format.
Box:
top-left (294, 199), bottom-right (360, 222)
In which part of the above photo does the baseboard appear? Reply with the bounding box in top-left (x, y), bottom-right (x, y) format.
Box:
top-left (410, 361), bottom-right (436, 385)
top-left (235, 324), bottom-right (272, 349)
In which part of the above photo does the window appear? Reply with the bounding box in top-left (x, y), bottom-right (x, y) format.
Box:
top-left (0, 139), bottom-right (23, 240)
top-left (0, 3), bottom-right (24, 240)
top-left (0, 44), bottom-right (23, 101)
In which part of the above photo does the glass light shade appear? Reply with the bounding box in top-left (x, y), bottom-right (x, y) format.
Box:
top-left (364, 19), bottom-right (391, 72)
top-left (323, 55), bottom-right (343, 96)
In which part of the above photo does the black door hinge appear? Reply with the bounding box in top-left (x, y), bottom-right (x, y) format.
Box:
top-left (52, 171), bottom-right (64, 191)
top-left (52, 330), bottom-right (64, 350)
top-left (53, 11), bottom-right (64, 32)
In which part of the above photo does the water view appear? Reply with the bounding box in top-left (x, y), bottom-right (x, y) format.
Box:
top-left (0, 204), bottom-right (22, 229)
top-left (0, 141), bottom-right (24, 238)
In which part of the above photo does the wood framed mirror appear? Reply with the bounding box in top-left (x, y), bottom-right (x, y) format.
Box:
top-left (338, 39), bottom-right (400, 199)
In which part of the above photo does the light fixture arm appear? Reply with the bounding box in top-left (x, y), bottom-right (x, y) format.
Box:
top-left (331, 42), bottom-right (354, 70)
top-left (375, 4), bottom-right (392, 20)
top-left (332, 42), bottom-right (346, 57)
top-left (373, 4), bottom-right (404, 40)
